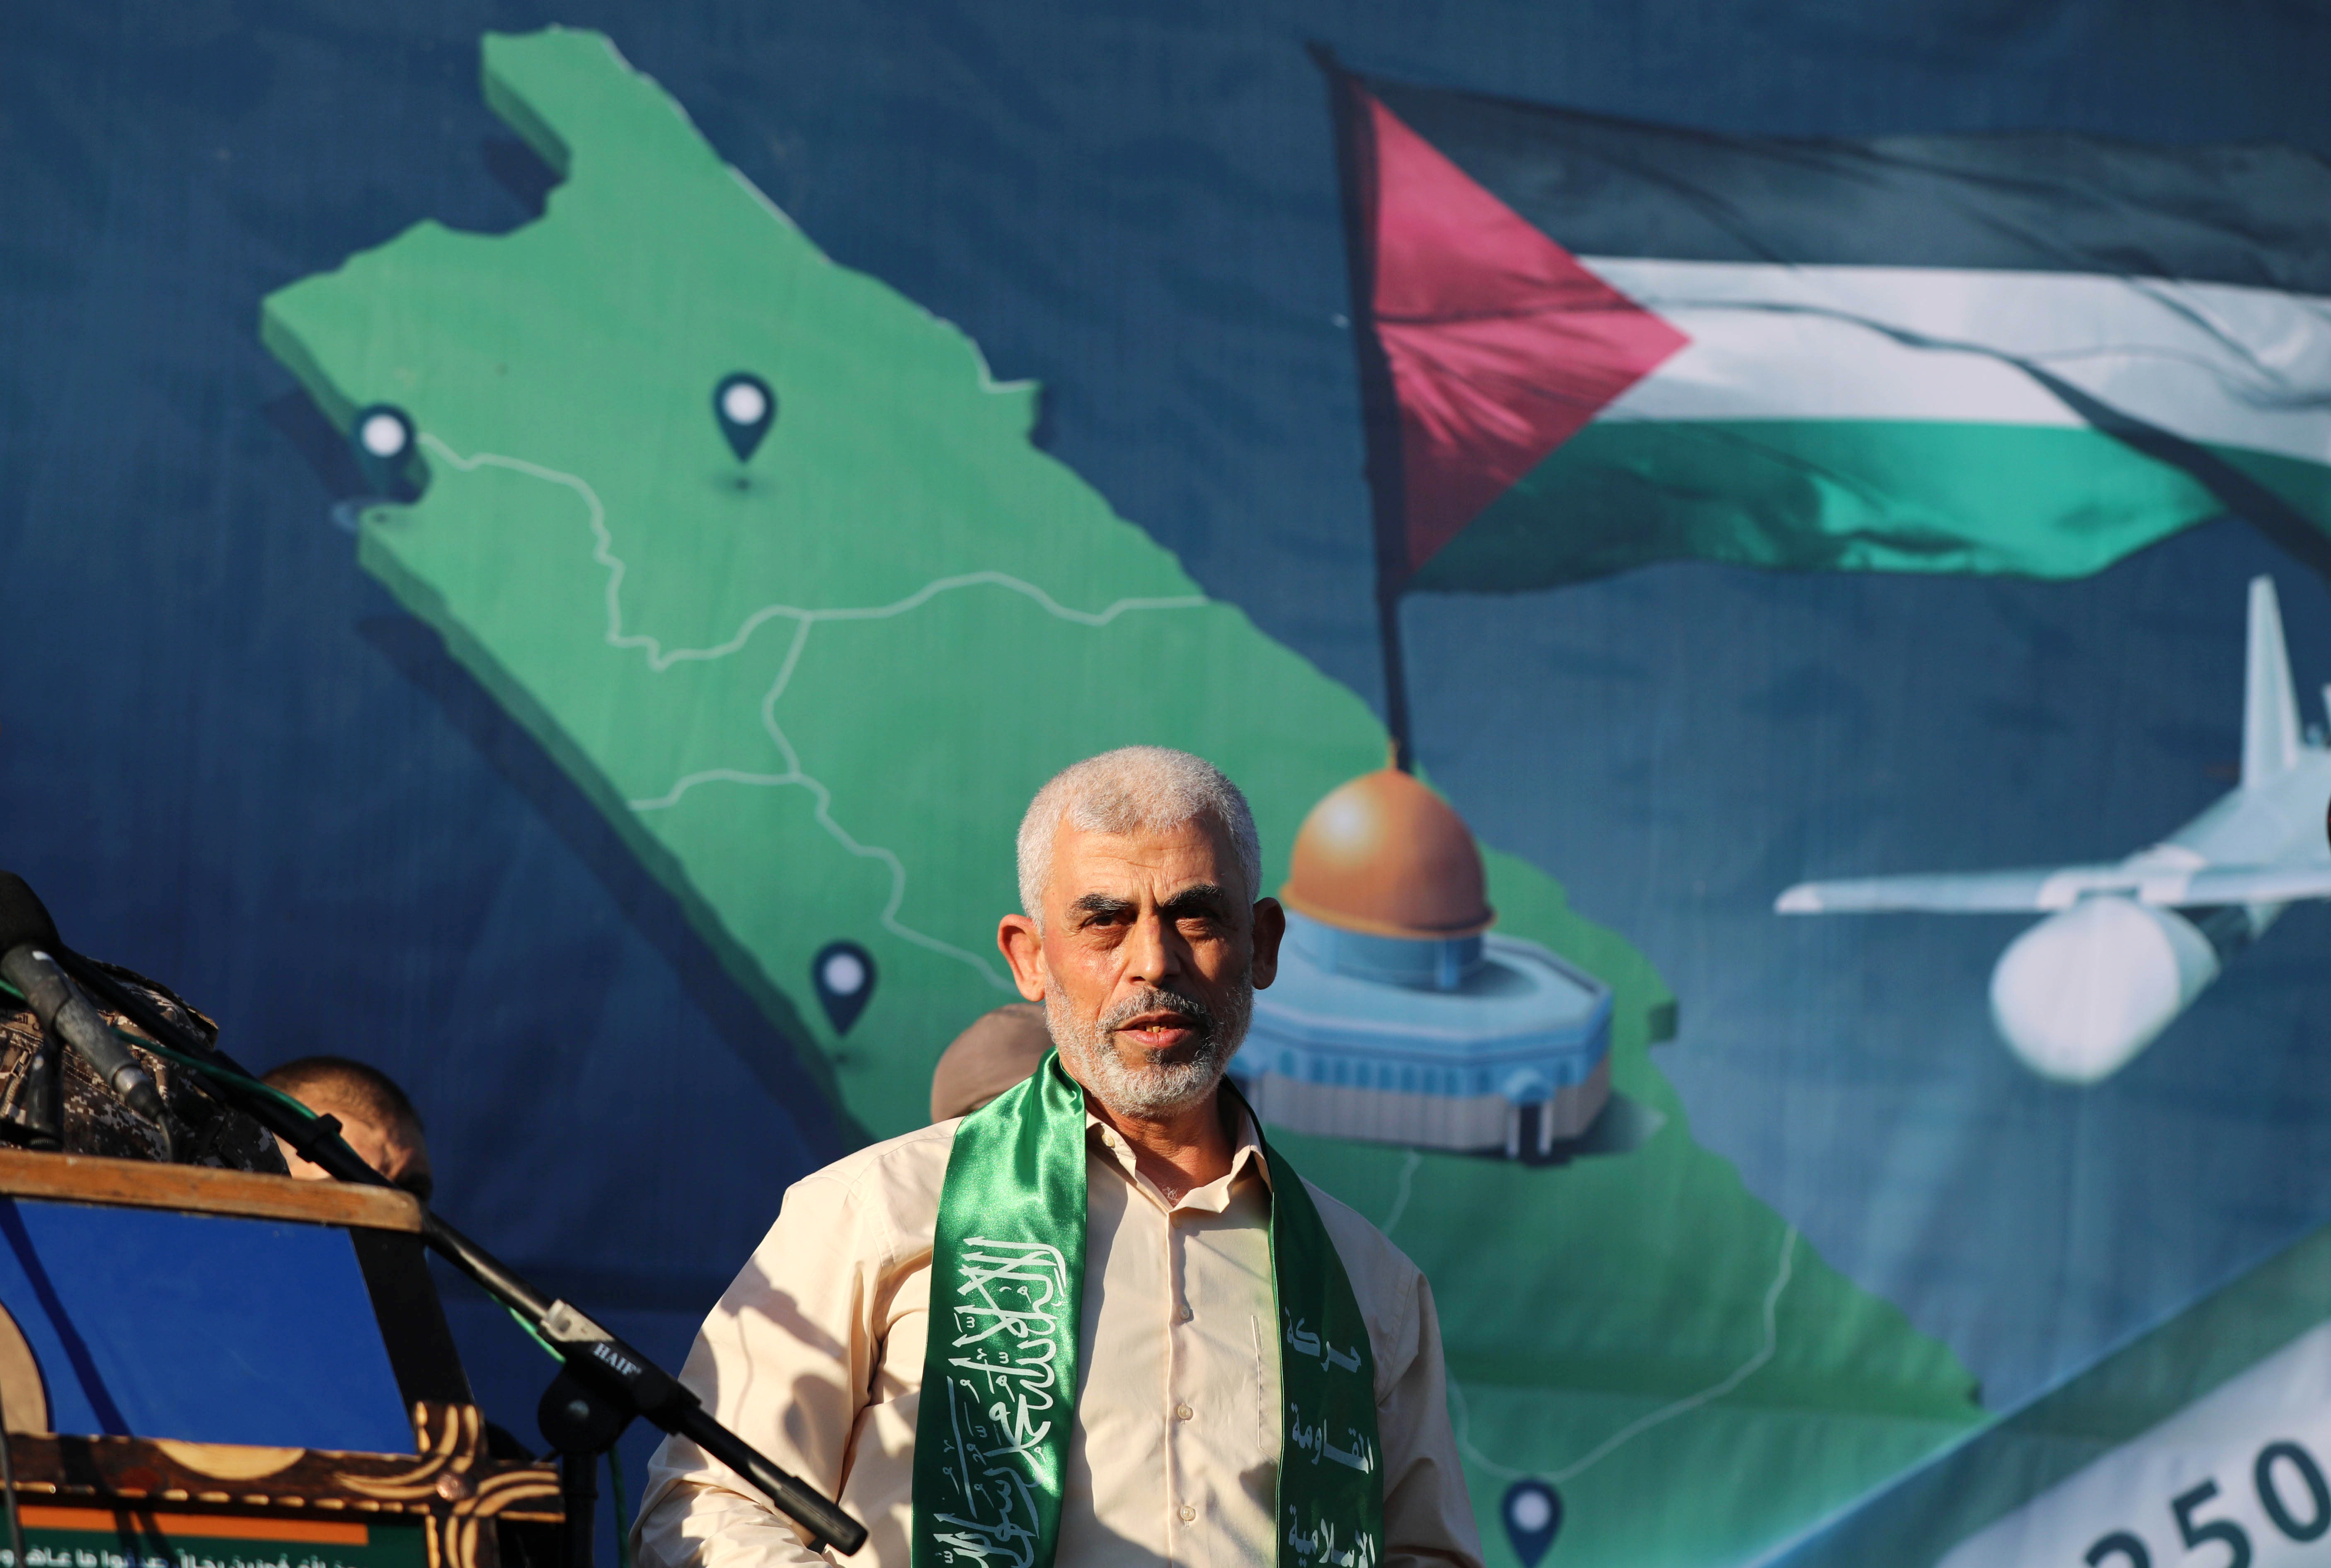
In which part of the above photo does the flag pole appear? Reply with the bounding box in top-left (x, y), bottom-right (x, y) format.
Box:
top-left (1312, 42), bottom-right (1417, 774)
top-left (1373, 578), bottom-right (1416, 774)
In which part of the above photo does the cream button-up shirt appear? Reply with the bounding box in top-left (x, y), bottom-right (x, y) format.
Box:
top-left (635, 1108), bottom-right (1482, 1568)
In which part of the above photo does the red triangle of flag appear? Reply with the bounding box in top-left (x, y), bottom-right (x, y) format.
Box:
top-left (1365, 93), bottom-right (1689, 576)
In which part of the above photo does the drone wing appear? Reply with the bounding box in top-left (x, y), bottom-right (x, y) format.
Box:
top-left (1776, 869), bottom-right (2078, 914)
top-left (1776, 861), bottom-right (2331, 914)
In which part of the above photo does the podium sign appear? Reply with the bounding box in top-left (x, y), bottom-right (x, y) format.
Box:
top-left (5, 1504), bottom-right (423, 1568)
top-left (0, 1198), bottom-right (417, 1452)
top-left (0, 1152), bottom-right (557, 1568)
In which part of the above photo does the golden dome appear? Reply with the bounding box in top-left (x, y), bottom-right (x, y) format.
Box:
top-left (1281, 769), bottom-right (1494, 939)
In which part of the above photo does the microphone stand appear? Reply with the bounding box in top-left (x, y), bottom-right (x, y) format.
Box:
top-left (538, 1369), bottom-right (630, 1568)
top-left (51, 951), bottom-right (867, 1558)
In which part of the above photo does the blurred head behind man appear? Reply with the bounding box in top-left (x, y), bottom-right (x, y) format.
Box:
top-left (260, 1055), bottom-right (433, 1203)
top-left (929, 1002), bottom-right (1053, 1123)
top-left (996, 745), bottom-right (1283, 1141)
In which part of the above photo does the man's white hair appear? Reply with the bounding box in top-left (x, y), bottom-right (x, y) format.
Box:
top-left (1016, 747), bottom-right (1262, 923)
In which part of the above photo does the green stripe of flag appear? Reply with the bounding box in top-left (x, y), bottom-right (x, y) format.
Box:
top-left (1409, 421), bottom-right (2288, 592)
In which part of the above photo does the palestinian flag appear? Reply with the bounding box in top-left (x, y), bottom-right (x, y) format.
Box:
top-left (1319, 56), bottom-right (2331, 598)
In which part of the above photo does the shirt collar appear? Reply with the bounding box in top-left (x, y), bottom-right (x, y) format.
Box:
top-left (1084, 1097), bottom-right (1273, 1213)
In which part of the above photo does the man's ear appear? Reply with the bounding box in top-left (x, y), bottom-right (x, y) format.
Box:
top-left (997, 912), bottom-right (1048, 1001)
top-left (1249, 896), bottom-right (1286, 990)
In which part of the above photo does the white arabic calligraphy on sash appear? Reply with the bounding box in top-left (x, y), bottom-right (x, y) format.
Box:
top-left (931, 1239), bottom-right (1074, 1568)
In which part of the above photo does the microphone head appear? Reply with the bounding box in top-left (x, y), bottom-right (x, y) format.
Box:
top-left (0, 874), bottom-right (61, 955)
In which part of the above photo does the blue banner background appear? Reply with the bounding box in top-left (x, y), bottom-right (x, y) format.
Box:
top-left (8, 2), bottom-right (2331, 1560)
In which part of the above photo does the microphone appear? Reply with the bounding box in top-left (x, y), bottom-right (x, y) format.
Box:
top-left (0, 875), bottom-right (170, 1134)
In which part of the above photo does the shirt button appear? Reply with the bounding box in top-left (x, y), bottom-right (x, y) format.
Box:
top-left (1179, 1304), bottom-right (1194, 1321)
top-left (1102, 1130), bottom-right (1118, 1147)
top-left (1175, 1403), bottom-right (1194, 1420)
top-left (1179, 1506), bottom-right (1197, 1523)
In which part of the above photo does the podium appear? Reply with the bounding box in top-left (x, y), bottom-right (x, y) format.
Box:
top-left (0, 1149), bottom-right (560, 1568)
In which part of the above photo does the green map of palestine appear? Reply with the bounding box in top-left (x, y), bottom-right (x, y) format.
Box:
top-left (261, 29), bottom-right (1984, 1566)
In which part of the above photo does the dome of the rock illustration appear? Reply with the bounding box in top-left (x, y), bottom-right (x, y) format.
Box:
top-left (1233, 766), bottom-right (1615, 1163)
top-left (1282, 769), bottom-right (1493, 938)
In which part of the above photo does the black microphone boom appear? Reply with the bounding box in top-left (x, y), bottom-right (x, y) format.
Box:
top-left (0, 876), bottom-right (169, 1140)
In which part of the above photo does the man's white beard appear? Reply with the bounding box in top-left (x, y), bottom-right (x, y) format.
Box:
top-left (1044, 972), bottom-right (1253, 1118)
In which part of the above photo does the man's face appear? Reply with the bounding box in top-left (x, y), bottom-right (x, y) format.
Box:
top-left (280, 1101), bottom-right (434, 1203)
top-left (998, 813), bottom-right (1283, 1119)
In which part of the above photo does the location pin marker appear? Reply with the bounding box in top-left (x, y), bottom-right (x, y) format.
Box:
top-left (812, 941), bottom-right (876, 1035)
top-left (1501, 1481), bottom-right (1561, 1568)
top-left (351, 404), bottom-right (417, 496)
top-left (713, 373), bottom-right (775, 463)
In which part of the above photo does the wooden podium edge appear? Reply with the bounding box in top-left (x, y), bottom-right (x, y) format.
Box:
top-left (0, 1148), bottom-right (424, 1232)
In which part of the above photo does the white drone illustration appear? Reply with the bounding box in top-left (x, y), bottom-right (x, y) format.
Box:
top-left (1779, 576), bottom-right (2331, 1084)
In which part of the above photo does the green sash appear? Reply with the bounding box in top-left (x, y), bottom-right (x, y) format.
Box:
top-left (913, 1053), bottom-right (1385, 1568)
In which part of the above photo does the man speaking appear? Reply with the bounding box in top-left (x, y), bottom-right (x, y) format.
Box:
top-left (635, 748), bottom-right (1481, 1568)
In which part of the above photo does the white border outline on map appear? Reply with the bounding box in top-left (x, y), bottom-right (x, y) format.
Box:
top-left (414, 432), bottom-right (1209, 987)
top-left (1449, 1224), bottom-right (1798, 1487)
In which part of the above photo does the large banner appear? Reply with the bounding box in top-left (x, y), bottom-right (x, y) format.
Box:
top-left (10, 6), bottom-right (2331, 1566)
